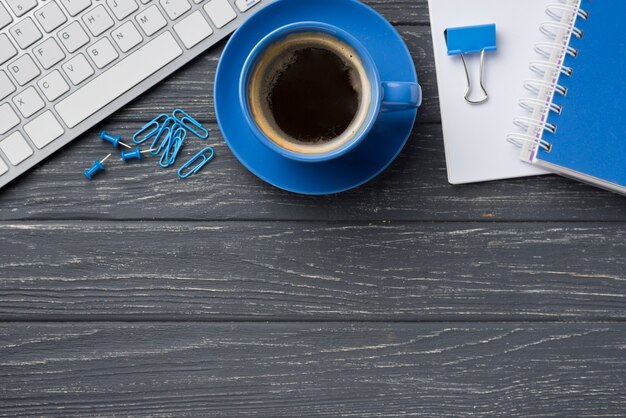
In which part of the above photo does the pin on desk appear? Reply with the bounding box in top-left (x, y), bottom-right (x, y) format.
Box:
top-left (101, 131), bottom-right (132, 149)
top-left (445, 24), bottom-right (497, 104)
top-left (121, 147), bottom-right (156, 162)
top-left (84, 154), bottom-right (112, 180)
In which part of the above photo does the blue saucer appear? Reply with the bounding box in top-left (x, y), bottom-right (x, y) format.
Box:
top-left (215, 0), bottom-right (419, 195)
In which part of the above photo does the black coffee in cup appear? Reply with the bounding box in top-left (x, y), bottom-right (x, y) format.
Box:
top-left (268, 47), bottom-right (359, 142)
top-left (248, 32), bottom-right (371, 155)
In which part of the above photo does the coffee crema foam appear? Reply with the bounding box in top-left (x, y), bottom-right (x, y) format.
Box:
top-left (248, 32), bottom-right (371, 155)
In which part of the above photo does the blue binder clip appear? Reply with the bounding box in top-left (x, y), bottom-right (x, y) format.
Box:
top-left (445, 24), bottom-right (497, 104)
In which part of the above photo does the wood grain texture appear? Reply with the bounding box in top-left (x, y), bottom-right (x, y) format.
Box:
top-left (1, 1), bottom-right (624, 416)
top-left (1, 121), bottom-right (625, 221)
top-left (1, 222), bottom-right (625, 321)
top-left (0, 25), bottom-right (624, 220)
top-left (1, 322), bottom-right (625, 417)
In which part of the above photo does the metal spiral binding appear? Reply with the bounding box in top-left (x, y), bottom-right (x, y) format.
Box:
top-left (506, 0), bottom-right (588, 157)
top-left (523, 79), bottom-right (568, 97)
top-left (545, 3), bottom-right (590, 21)
top-left (513, 116), bottom-right (557, 134)
top-left (540, 21), bottom-right (584, 40)
top-left (507, 134), bottom-right (553, 153)
top-left (534, 42), bottom-right (578, 59)
top-left (529, 61), bottom-right (573, 77)
top-left (518, 98), bottom-right (562, 115)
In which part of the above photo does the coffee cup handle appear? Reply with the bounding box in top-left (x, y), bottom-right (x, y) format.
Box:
top-left (381, 82), bottom-right (422, 112)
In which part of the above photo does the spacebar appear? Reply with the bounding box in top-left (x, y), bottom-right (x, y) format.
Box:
top-left (56, 32), bottom-right (183, 129)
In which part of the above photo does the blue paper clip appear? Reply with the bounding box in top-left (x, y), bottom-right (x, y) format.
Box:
top-left (150, 117), bottom-right (176, 156)
top-left (172, 109), bottom-right (209, 139)
top-left (133, 114), bottom-right (169, 144)
top-left (178, 147), bottom-right (215, 179)
top-left (445, 24), bottom-right (497, 104)
top-left (160, 126), bottom-right (186, 168)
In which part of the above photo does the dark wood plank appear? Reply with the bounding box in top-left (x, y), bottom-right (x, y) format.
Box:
top-left (366, 0), bottom-right (431, 25)
top-left (2, 322), bottom-right (625, 417)
top-left (1, 222), bottom-right (625, 321)
top-left (1, 121), bottom-right (625, 221)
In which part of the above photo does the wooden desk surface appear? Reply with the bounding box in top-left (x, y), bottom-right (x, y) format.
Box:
top-left (1, 1), bottom-right (625, 416)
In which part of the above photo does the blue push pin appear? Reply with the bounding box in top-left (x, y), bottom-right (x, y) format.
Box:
top-left (84, 153), bottom-right (111, 180)
top-left (101, 131), bottom-right (132, 149)
top-left (120, 147), bottom-right (155, 162)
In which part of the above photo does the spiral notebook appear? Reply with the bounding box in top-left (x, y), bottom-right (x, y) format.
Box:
top-left (508, 0), bottom-right (626, 195)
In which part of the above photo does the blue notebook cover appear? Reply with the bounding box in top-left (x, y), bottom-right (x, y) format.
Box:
top-left (535, 1), bottom-right (626, 194)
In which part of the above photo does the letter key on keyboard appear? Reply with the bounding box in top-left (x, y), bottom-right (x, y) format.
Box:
top-left (35, 1), bottom-right (68, 33)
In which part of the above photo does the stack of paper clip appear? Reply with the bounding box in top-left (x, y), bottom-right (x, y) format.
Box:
top-left (83, 109), bottom-right (215, 181)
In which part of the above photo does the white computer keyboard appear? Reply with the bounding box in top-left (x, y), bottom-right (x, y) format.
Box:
top-left (0, 0), bottom-right (270, 189)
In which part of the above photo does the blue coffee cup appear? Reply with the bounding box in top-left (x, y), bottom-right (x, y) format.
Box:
top-left (239, 21), bottom-right (422, 163)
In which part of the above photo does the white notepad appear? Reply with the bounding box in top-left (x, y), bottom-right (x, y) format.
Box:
top-left (428, 0), bottom-right (549, 184)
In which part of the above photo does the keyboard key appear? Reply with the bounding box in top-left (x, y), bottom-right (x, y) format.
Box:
top-left (82, 5), bottom-right (114, 36)
top-left (8, 54), bottom-right (41, 86)
top-left (234, 0), bottom-right (260, 12)
top-left (174, 11), bottom-right (212, 49)
top-left (135, 5), bottom-right (166, 36)
top-left (0, 103), bottom-right (20, 134)
top-left (0, 132), bottom-right (33, 165)
top-left (204, 0), bottom-right (236, 28)
top-left (5, 0), bottom-right (38, 17)
top-left (58, 0), bottom-right (91, 16)
top-left (24, 110), bottom-right (64, 149)
top-left (13, 86), bottom-right (45, 117)
top-left (107, 0), bottom-right (138, 20)
top-left (0, 34), bottom-right (18, 65)
top-left (35, 1), bottom-right (68, 33)
top-left (0, 157), bottom-right (7, 176)
top-left (0, 2), bottom-right (13, 30)
top-left (159, 0), bottom-right (190, 20)
top-left (62, 53), bottom-right (94, 85)
top-left (111, 21), bottom-right (142, 52)
top-left (0, 71), bottom-right (16, 101)
top-left (58, 21), bottom-right (90, 53)
top-left (33, 37), bottom-right (66, 69)
top-left (10, 17), bottom-right (43, 49)
top-left (87, 37), bottom-right (118, 68)
top-left (56, 32), bottom-right (182, 128)
top-left (38, 70), bottom-right (70, 101)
